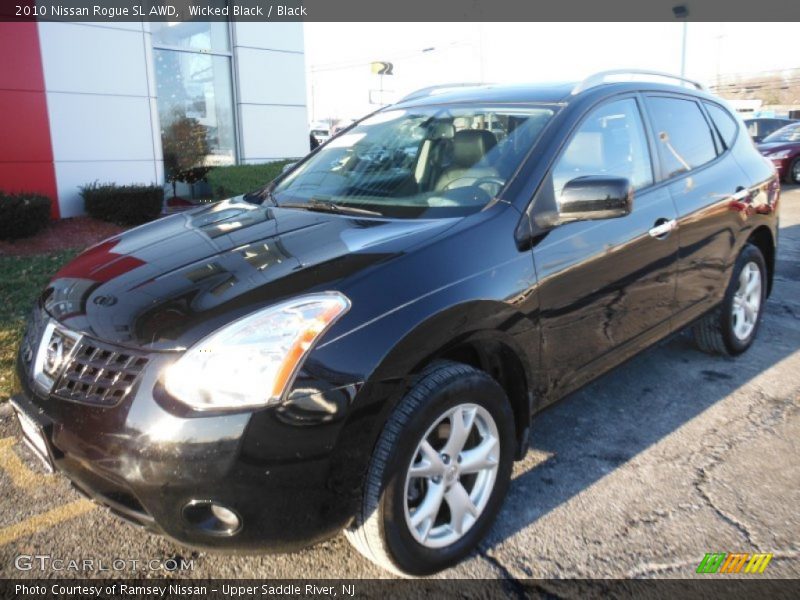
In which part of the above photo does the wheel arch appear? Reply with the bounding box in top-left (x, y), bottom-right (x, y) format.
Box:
top-left (747, 225), bottom-right (775, 296)
top-left (423, 333), bottom-right (533, 459)
top-left (363, 300), bottom-right (540, 461)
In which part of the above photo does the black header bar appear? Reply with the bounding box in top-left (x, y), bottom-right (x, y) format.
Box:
top-left (3, 579), bottom-right (800, 599)
top-left (3, 0), bottom-right (800, 22)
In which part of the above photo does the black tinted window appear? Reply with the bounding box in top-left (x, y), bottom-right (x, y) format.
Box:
top-left (763, 120), bottom-right (793, 138)
top-left (704, 103), bottom-right (738, 150)
top-left (648, 97), bottom-right (717, 178)
top-left (552, 98), bottom-right (653, 197)
top-left (763, 123), bottom-right (800, 143)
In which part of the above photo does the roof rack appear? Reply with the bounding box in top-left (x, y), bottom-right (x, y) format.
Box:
top-left (399, 82), bottom-right (491, 103)
top-left (571, 70), bottom-right (706, 95)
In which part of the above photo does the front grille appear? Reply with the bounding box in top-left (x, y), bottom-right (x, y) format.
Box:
top-left (53, 339), bottom-right (149, 407)
top-left (43, 328), bottom-right (79, 378)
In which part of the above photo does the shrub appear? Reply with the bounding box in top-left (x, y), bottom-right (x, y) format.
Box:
top-left (162, 117), bottom-right (210, 179)
top-left (175, 166), bottom-right (211, 186)
top-left (81, 182), bottom-right (164, 226)
top-left (168, 166), bottom-right (212, 202)
top-left (0, 193), bottom-right (52, 240)
top-left (206, 161), bottom-right (294, 200)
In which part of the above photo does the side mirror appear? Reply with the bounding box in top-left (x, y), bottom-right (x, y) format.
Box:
top-left (557, 175), bottom-right (633, 223)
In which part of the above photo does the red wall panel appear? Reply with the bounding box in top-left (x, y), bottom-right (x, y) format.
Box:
top-left (0, 22), bottom-right (59, 218)
top-left (0, 90), bottom-right (54, 162)
top-left (0, 162), bottom-right (58, 200)
top-left (0, 22), bottom-right (46, 92)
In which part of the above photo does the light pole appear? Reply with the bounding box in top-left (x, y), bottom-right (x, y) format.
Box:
top-left (680, 22), bottom-right (688, 78)
top-left (672, 4), bottom-right (689, 77)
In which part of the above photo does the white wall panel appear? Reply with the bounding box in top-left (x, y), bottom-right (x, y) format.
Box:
top-left (236, 49), bottom-right (306, 106)
top-left (39, 22), bottom-right (148, 97)
top-left (54, 161), bottom-right (160, 218)
top-left (76, 22), bottom-right (144, 32)
top-left (234, 22), bottom-right (304, 52)
top-left (39, 21), bottom-right (159, 216)
top-left (35, 22), bottom-right (308, 216)
top-left (239, 104), bottom-right (310, 160)
top-left (234, 23), bottom-right (308, 162)
top-left (47, 93), bottom-right (155, 162)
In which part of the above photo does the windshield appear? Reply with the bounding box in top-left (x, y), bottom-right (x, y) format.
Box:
top-left (272, 104), bottom-right (555, 218)
top-left (763, 122), bottom-right (800, 143)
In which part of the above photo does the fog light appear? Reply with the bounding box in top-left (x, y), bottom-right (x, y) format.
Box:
top-left (182, 501), bottom-right (241, 536)
top-left (211, 504), bottom-right (240, 528)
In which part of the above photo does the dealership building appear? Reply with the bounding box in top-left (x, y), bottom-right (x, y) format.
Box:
top-left (1, 20), bottom-right (309, 218)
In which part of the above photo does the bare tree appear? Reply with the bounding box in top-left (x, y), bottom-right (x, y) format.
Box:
top-left (713, 69), bottom-right (800, 106)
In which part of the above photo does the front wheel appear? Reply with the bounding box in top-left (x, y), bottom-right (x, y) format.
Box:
top-left (345, 362), bottom-right (515, 576)
top-left (788, 157), bottom-right (800, 185)
top-left (693, 243), bottom-right (767, 355)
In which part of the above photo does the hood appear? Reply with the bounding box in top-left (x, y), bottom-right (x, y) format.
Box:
top-left (43, 197), bottom-right (456, 350)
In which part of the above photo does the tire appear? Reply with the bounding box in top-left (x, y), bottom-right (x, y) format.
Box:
top-left (345, 361), bottom-right (515, 576)
top-left (693, 243), bottom-right (767, 356)
top-left (788, 157), bottom-right (800, 185)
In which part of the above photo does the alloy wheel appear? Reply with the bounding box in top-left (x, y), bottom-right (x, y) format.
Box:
top-left (731, 261), bottom-right (762, 341)
top-left (403, 403), bottom-right (500, 548)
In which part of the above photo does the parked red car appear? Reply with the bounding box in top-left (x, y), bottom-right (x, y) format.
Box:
top-left (758, 122), bottom-right (800, 184)
top-left (745, 117), bottom-right (795, 143)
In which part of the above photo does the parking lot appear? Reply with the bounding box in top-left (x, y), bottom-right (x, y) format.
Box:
top-left (1, 188), bottom-right (798, 580)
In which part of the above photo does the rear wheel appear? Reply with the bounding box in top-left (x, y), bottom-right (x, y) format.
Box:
top-left (693, 243), bottom-right (767, 355)
top-left (345, 361), bottom-right (515, 576)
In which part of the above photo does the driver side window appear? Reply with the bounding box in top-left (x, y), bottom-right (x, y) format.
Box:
top-left (552, 98), bottom-right (653, 199)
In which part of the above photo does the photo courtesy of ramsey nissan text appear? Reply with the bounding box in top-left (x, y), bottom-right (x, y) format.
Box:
top-left (0, 0), bottom-right (798, 597)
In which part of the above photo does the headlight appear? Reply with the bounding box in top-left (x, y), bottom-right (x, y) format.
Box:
top-left (164, 292), bottom-right (350, 411)
top-left (764, 149), bottom-right (792, 159)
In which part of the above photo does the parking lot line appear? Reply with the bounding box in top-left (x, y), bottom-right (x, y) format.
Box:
top-left (0, 498), bottom-right (95, 546)
top-left (0, 437), bottom-right (45, 489)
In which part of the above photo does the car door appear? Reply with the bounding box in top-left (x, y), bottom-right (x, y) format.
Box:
top-left (643, 95), bottom-right (753, 325)
top-left (531, 96), bottom-right (680, 397)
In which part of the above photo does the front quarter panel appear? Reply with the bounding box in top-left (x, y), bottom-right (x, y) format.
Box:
top-left (292, 206), bottom-right (542, 512)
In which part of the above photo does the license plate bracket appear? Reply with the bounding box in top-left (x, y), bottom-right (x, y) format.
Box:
top-left (10, 398), bottom-right (55, 473)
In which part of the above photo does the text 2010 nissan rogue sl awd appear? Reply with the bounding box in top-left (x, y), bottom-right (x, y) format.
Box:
top-left (12, 71), bottom-right (779, 576)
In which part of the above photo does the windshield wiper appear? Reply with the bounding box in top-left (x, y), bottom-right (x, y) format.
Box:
top-left (278, 199), bottom-right (383, 217)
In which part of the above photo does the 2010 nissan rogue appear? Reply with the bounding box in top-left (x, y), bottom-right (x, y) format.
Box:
top-left (12, 71), bottom-right (779, 575)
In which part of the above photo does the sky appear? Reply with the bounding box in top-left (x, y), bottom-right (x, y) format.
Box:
top-left (303, 22), bottom-right (800, 123)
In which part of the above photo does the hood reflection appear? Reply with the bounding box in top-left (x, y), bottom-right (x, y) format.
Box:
top-left (42, 197), bottom-right (453, 350)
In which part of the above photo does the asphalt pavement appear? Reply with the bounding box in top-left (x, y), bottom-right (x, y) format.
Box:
top-left (1, 187), bottom-right (798, 581)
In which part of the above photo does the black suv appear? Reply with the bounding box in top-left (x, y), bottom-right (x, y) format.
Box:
top-left (12, 71), bottom-right (778, 576)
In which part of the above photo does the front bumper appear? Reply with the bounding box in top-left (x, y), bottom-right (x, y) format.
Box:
top-left (12, 346), bottom-right (360, 552)
top-left (11, 391), bottom-right (157, 529)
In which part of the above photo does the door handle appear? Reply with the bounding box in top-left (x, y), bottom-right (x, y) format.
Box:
top-left (731, 187), bottom-right (750, 202)
top-left (649, 218), bottom-right (677, 239)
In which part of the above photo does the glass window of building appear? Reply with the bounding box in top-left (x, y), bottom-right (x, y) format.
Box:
top-left (151, 22), bottom-right (237, 188)
top-left (150, 22), bottom-right (231, 52)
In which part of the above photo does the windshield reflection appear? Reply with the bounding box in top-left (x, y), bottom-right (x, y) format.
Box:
top-left (272, 104), bottom-right (555, 218)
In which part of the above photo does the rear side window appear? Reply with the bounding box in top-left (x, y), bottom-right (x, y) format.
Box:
top-left (763, 120), bottom-right (790, 138)
top-left (647, 97), bottom-right (717, 178)
top-left (704, 102), bottom-right (738, 150)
